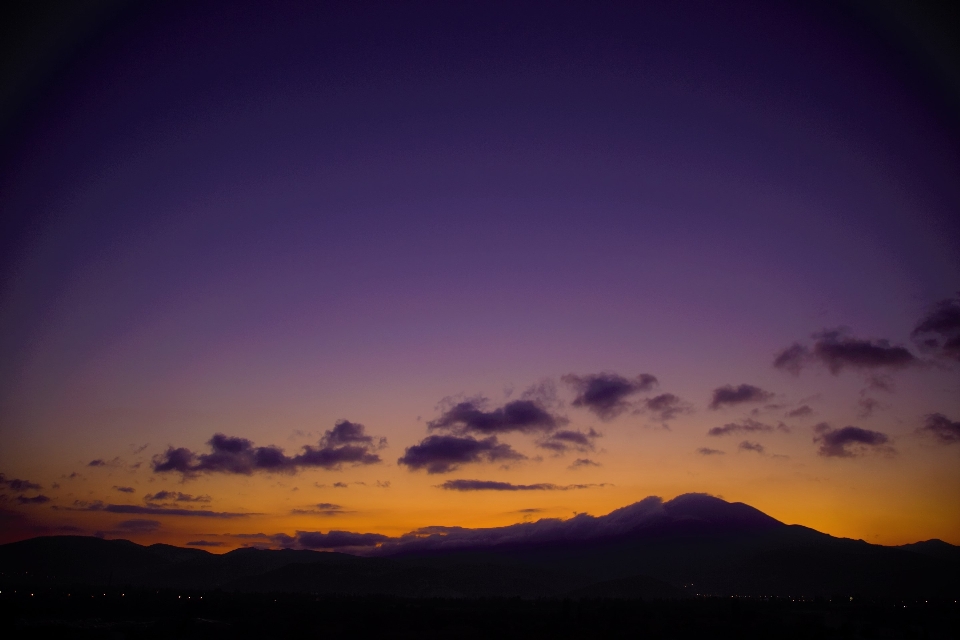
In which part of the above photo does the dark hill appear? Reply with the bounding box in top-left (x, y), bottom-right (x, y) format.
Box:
top-left (1, 495), bottom-right (957, 599)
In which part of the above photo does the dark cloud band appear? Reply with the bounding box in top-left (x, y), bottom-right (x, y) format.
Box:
top-left (152, 421), bottom-right (384, 478)
top-left (438, 479), bottom-right (597, 491)
top-left (709, 384), bottom-right (773, 410)
top-left (813, 423), bottom-right (892, 458)
top-left (397, 435), bottom-right (525, 474)
top-left (563, 372), bottom-right (658, 420)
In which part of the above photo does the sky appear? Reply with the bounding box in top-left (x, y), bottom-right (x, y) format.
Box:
top-left (1, 0), bottom-right (958, 551)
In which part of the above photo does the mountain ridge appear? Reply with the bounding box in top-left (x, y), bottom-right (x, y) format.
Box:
top-left (1, 494), bottom-right (956, 599)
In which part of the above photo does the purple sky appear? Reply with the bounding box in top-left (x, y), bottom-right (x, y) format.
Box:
top-left (0, 1), bottom-right (958, 548)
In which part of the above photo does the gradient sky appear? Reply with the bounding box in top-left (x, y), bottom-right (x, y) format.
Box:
top-left (1, 0), bottom-right (959, 551)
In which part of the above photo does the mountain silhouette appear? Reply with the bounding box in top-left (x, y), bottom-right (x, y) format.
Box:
top-left (1, 494), bottom-right (956, 599)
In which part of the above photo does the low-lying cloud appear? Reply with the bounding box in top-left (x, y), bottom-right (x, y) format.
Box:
top-left (291, 503), bottom-right (347, 516)
top-left (292, 530), bottom-right (389, 549)
top-left (63, 500), bottom-right (253, 518)
top-left (144, 491), bottom-right (211, 503)
top-left (437, 479), bottom-right (598, 491)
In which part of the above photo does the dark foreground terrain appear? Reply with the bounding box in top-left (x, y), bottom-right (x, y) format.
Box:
top-left (3, 589), bottom-right (957, 639)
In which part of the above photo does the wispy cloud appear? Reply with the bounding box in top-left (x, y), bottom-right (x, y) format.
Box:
top-left (437, 479), bottom-right (601, 491)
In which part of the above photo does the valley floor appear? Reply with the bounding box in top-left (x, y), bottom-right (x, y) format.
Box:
top-left (3, 589), bottom-right (958, 639)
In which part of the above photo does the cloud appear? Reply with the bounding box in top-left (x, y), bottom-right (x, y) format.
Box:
top-left (291, 503), bottom-right (346, 516)
top-left (786, 405), bottom-right (813, 418)
top-left (562, 372), bottom-right (658, 420)
top-left (428, 399), bottom-right (564, 435)
top-left (437, 479), bottom-right (598, 491)
top-left (113, 486), bottom-right (135, 493)
top-left (0, 474), bottom-right (41, 491)
top-left (16, 494), bottom-right (51, 504)
top-left (537, 428), bottom-right (600, 453)
top-left (708, 384), bottom-right (773, 410)
top-left (295, 530), bottom-right (389, 549)
top-left (397, 435), bottom-right (526, 474)
top-left (772, 343), bottom-right (809, 375)
top-left (738, 441), bottom-right (765, 454)
top-left (320, 420), bottom-right (386, 448)
top-left (186, 540), bottom-right (224, 547)
top-left (88, 459), bottom-right (106, 467)
top-left (774, 330), bottom-right (917, 375)
top-left (697, 448), bottom-right (725, 455)
top-left (144, 491), bottom-right (211, 503)
top-left (857, 397), bottom-right (881, 418)
top-left (912, 296), bottom-right (960, 361)
top-left (114, 519), bottom-right (161, 533)
top-left (708, 418), bottom-right (774, 437)
top-left (865, 374), bottom-right (895, 393)
top-left (568, 458), bottom-right (601, 469)
top-left (813, 423), bottom-right (893, 458)
top-left (152, 421), bottom-right (385, 478)
top-left (917, 413), bottom-right (960, 444)
top-left (641, 393), bottom-right (690, 422)
top-left (64, 500), bottom-right (253, 518)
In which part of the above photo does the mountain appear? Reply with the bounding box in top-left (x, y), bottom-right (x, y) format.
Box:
top-left (898, 539), bottom-right (960, 563)
top-left (1, 494), bottom-right (957, 599)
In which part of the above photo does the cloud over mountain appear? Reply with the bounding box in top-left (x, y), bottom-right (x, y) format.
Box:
top-left (284, 530), bottom-right (390, 550)
top-left (563, 372), bottom-right (658, 420)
